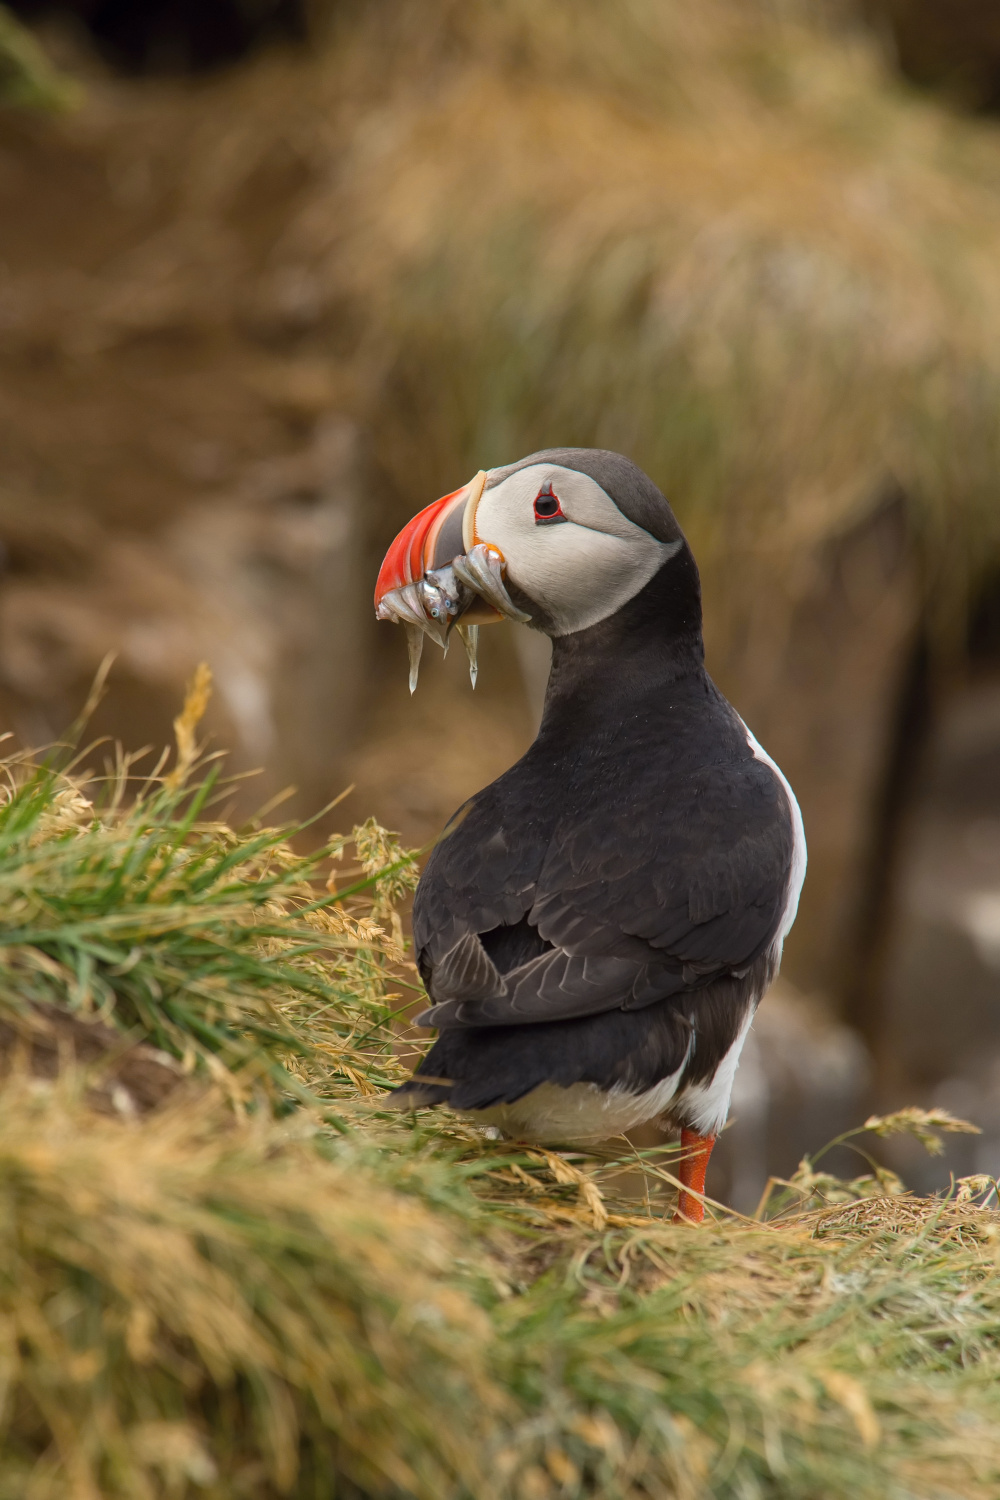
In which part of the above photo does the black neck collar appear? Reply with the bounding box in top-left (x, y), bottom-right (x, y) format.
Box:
top-left (531, 544), bottom-right (705, 726)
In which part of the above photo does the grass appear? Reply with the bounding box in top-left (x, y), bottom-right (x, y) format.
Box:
top-left (0, 680), bottom-right (997, 1496)
top-left (0, 5), bottom-right (77, 110)
top-left (0, 668), bottom-right (418, 1103)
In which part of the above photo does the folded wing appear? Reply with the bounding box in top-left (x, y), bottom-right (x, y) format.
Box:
top-left (415, 756), bottom-right (793, 1029)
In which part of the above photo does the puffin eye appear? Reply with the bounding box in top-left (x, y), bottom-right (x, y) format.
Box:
top-left (533, 484), bottom-right (566, 525)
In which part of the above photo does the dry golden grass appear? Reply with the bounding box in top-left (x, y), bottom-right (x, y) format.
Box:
top-left (0, 1073), bottom-right (510, 1500)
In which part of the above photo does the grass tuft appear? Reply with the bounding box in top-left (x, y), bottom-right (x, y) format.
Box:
top-left (0, 5), bottom-right (78, 110)
top-left (0, 670), bottom-right (418, 1100)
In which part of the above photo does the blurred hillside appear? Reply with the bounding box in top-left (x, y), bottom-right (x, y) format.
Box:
top-left (2, 0), bottom-right (1000, 1186)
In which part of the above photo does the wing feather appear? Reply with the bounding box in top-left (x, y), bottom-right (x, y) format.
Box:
top-left (413, 743), bottom-right (793, 1029)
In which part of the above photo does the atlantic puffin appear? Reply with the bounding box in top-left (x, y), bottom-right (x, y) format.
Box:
top-left (374, 449), bottom-right (806, 1222)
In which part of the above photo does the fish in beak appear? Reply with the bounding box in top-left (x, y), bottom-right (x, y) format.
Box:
top-left (374, 470), bottom-right (530, 692)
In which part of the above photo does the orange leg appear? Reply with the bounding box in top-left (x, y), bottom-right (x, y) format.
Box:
top-left (673, 1128), bottom-right (716, 1224)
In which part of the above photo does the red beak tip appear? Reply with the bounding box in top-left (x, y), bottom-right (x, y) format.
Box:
top-left (375, 483), bottom-right (471, 606)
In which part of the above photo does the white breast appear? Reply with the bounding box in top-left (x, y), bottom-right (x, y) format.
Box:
top-left (467, 1040), bottom-right (692, 1145)
top-left (741, 721), bottom-right (808, 947)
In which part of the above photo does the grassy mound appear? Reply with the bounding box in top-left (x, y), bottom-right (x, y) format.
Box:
top-left (1, 687), bottom-right (999, 1497)
top-left (0, 1079), bottom-right (499, 1500)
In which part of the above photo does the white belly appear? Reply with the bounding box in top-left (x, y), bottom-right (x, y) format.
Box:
top-left (466, 999), bottom-right (761, 1146)
top-left (469, 1052), bottom-right (690, 1145)
top-left (741, 720), bottom-right (808, 947)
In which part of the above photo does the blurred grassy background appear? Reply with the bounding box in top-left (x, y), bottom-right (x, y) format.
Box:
top-left (2, 0), bottom-right (1000, 1198)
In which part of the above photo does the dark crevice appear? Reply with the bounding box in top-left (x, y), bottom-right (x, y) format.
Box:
top-left (842, 631), bottom-right (932, 1046)
top-left (7, 0), bottom-right (309, 75)
top-left (846, 566), bottom-right (1000, 1059)
top-left (864, 0), bottom-right (1000, 114)
top-left (968, 567), bottom-right (1000, 664)
top-left (479, 917), bottom-right (554, 977)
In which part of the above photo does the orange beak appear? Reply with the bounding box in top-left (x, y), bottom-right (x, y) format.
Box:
top-left (374, 470), bottom-right (530, 692)
top-left (374, 474), bottom-right (482, 617)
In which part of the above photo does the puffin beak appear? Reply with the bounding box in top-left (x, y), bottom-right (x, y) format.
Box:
top-left (375, 470), bottom-right (530, 692)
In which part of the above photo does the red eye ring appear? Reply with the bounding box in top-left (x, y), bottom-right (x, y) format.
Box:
top-left (533, 483), bottom-right (566, 526)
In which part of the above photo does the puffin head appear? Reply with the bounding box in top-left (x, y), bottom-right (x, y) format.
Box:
top-left (375, 447), bottom-right (691, 690)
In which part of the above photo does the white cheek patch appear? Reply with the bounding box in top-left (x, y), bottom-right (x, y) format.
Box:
top-left (476, 463), bottom-right (678, 636)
